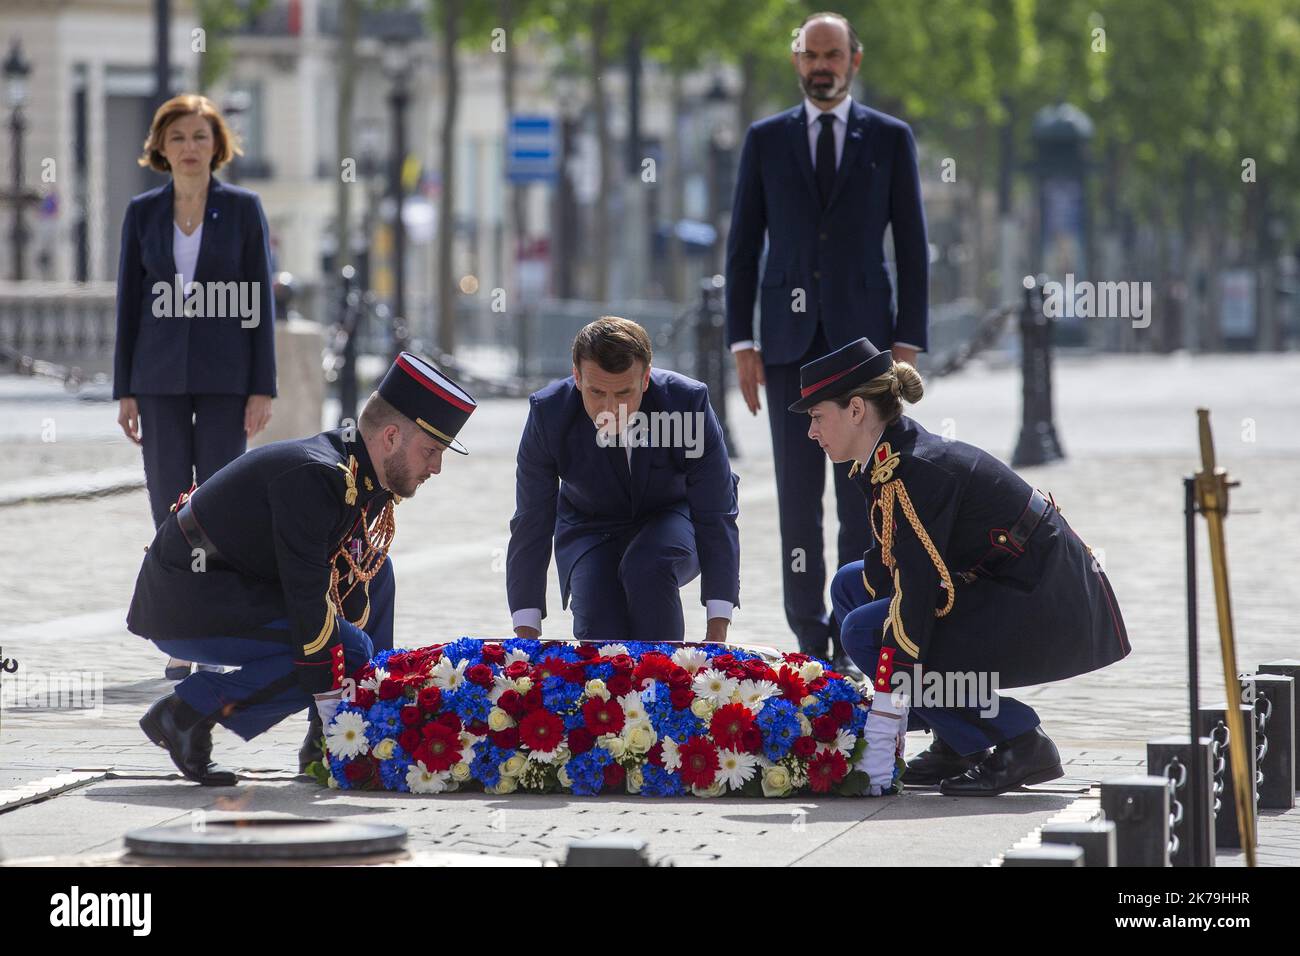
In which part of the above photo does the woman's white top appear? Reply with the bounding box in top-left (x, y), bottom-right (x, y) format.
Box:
top-left (173, 222), bottom-right (204, 290)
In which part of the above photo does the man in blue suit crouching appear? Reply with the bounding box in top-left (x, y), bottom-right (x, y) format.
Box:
top-left (507, 317), bottom-right (740, 643)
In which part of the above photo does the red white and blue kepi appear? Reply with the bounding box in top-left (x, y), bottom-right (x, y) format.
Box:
top-left (377, 351), bottom-right (478, 454)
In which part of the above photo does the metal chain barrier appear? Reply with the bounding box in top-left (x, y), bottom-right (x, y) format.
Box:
top-left (926, 300), bottom-right (1018, 379)
top-left (1254, 694), bottom-right (1271, 807)
top-left (1162, 755), bottom-right (1187, 862)
top-left (1208, 719), bottom-right (1229, 819)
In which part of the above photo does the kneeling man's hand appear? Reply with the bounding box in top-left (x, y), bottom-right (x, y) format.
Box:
top-left (514, 625), bottom-right (541, 639)
top-left (705, 617), bottom-right (729, 644)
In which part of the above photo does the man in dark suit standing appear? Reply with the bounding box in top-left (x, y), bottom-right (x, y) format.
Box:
top-left (507, 317), bottom-right (740, 643)
top-left (725, 11), bottom-right (928, 668)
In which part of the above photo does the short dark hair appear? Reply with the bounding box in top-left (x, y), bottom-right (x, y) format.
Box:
top-left (138, 93), bottom-right (243, 173)
top-left (798, 11), bottom-right (862, 54)
top-left (572, 316), bottom-right (653, 374)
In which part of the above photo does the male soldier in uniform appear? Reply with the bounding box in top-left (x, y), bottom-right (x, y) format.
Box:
top-left (127, 353), bottom-right (476, 785)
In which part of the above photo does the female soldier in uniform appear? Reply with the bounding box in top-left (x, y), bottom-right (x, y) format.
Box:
top-left (791, 338), bottom-right (1130, 795)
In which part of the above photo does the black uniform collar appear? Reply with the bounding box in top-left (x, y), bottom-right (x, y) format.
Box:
top-left (336, 428), bottom-right (389, 508)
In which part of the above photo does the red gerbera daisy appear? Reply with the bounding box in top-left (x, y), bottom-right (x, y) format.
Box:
top-left (777, 665), bottom-right (807, 704)
top-left (519, 709), bottom-right (565, 752)
top-left (710, 703), bottom-right (755, 750)
top-left (582, 697), bottom-right (626, 736)
top-left (807, 749), bottom-right (849, 793)
top-left (677, 736), bottom-right (720, 789)
top-left (415, 722), bottom-right (462, 772)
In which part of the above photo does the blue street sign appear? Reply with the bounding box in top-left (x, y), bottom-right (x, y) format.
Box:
top-left (507, 114), bottom-right (557, 183)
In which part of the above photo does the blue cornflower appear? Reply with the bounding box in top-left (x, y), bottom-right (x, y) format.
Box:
top-left (641, 764), bottom-right (686, 797)
top-left (470, 740), bottom-right (511, 787)
top-left (365, 700), bottom-right (403, 744)
top-left (442, 637), bottom-right (485, 665)
top-left (445, 684), bottom-right (492, 724)
top-left (542, 675), bottom-right (583, 713)
top-left (566, 747), bottom-right (613, 795)
top-left (502, 637), bottom-right (542, 659)
top-left (756, 698), bottom-right (800, 760)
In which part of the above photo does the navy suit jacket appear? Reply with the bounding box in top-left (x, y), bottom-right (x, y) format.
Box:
top-left (506, 368), bottom-right (741, 617)
top-left (725, 100), bottom-right (929, 365)
top-left (113, 176), bottom-right (277, 399)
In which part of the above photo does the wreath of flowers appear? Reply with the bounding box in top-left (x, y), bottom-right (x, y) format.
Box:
top-left (310, 639), bottom-right (902, 798)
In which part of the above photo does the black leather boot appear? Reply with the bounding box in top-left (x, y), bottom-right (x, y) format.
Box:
top-left (939, 726), bottom-right (1063, 796)
top-left (904, 735), bottom-right (992, 786)
top-left (139, 694), bottom-right (237, 786)
top-left (298, 703), bottom-right (324, 774)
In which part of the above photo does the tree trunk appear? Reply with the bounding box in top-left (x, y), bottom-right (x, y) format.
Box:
top-left (437, 0), bottom-right (461, 354)
top-left (334, 0), bottom-right (361, 280)
top-left (666, 68), bottom-right (685, 302)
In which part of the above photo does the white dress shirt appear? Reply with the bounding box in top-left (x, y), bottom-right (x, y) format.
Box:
top-left (730, 95), bottom-right (922, 356)
top-left (510, 438), bottom-right (735, 635)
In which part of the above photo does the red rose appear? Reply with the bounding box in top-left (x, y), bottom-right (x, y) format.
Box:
top-left (491, 727), bottom-right (520, 750)
top-left (669, 687), bottom-right (694, 710)
top-left (400, 705), bottom-right (422, 727)
top-left (417, 686), bottom-right (442, 712)
top-left (563, 662), bottom-right (588, 684)
top-left (740, 726), bottom-right (764, 754)
top-left (354, 688), bottom-right (377, 710)
top-left (435, 712), bottom-right (462, 734)
top-left (504, 661), bottom-right (530, 680)
top-left (343, 756), bottom-right (375, 783)
top-left (582, 697), bottom-right (626, 736)
top-left (646, 742), bottom-right (665, 767)
top-left (399, 728), bottom-right (422, 752)
top-left (466, 663), bottom-right (494, 687)
top-left (523, 685), bottom-right (544, 711)
top-left (743, 660), bottom-right (776, 682)
top-left (666, 666), bottom-right (692, 689)
top-left (576, 644), bottom-right (599, 660)
top-left (414, 723), bottom-right (462, 772)
top-left (812, 715), bottom-right (839, 742)
top-left (519, 709), bottom-right (565, 752)
top-left (497, 689), bottom-right (525, 717)
top-left (606, 672), bottom-right (633, 697)
top-left (712, 654), bottom-right (736, 671)
top-left (567, 726), bottom-right (596, 755)
top-left (608, 654), bottom-right (635, 673)
top-left (677, 736), bottom-right (720, 789)
top-left (807, 750), bottom-right (849, 793)
top-left (831, 700), bottom-right (854, 725)
top-left (378, 678), bottom-right (402, 701)
top-left (808, 677), bottom-right (828, 692)
top-left (481, 643), bottom-right (506, 664)
top-left (710, 703), bottom-right (755, 751)
top-left (792, 736), bottom-right (818, 758)
top-left (467, 719), bottom-right (489, 736)
top-left (603, 763), bottom-right (626, 788)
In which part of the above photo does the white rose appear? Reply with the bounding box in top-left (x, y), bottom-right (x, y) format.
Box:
top-left (624, 724), bottom-right (657, 754)
top-left (515, 676), bottom-right (534, 693)
top-left (800, 694), bottom-right (818, 709)
top-left (626, 766), bottom-right (644, 795)
top-left (327, 775), bottom-right (340, 789)
top-left (492, 775), bottom-right (519, 795)
top-left (558, 765), bottom-right (572, 788)
top-left (584, 678), bottom-right (609, 700)
top-left (693, 779), bottom-right (726, 798)
top-left (373, 738), bottom-right (396, 761)
top-left (761, 763), bottom-right (793, 797)
top-left (797, 712), bottom-right (813, 737)
top-left (487, 707), bottom-right (515, 732)
top-left (501, 754), bottom-right (527, 777)
top-left (690, 697), bottom-right (715, 720)
top-left (799, 661), bottom-right (824, 682)
top-left (598, 734), bottom-right (627, 759)
top-left (451, 761), bottom-right (472, 782)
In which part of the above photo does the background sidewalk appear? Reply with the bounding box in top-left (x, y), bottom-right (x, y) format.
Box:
top-left (2, 352), bottom-right (1298, 865)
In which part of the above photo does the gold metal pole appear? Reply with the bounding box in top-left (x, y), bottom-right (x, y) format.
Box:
top-left (1193, 408), bottom-right (1256, 866)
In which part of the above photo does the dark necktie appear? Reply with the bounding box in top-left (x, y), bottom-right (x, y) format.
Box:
top-left (816, 113), bottom-right (837, 208)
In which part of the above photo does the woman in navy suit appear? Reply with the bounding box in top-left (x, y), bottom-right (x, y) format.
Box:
top-left (113, 94), bottom-right (277, 679)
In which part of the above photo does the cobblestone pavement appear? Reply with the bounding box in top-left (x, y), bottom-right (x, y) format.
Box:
top-left (1, 353), bottom-right (1298, 865)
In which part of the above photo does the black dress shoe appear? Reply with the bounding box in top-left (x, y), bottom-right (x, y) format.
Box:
top-left (904, 736), bottom-right (991, 787)
top-left (939, 726), bottom-right (1063, 796)
top-left (139, 694), bottom-right (237, 786)
top-left (831, 654), bottom-right (864, 680)
top-left (298, 705), bottom-right (324, 774)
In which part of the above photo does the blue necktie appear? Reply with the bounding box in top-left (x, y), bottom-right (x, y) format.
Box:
top-left (816, 113), bottom-right (837, 208)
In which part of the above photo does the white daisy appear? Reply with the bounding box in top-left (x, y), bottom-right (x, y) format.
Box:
top-left (597, 643), bottom-right (631, 658)
top-left (735, 679), bottom-right (779, 713)
top-left (358, 667), bottom-right (389, 693)
top-left (671, 647), bottom-right (710, 674)
top-left (326, 711), bottom-right (370, 758)
top-left (692, 668), bottom-right (738, 705)
top-left (406, 761), bottom-right (454, 794)
top-left (526, 744), bottom-right (570, 765)
top-left (617, 690), bottom-right (650, 727)
top-left (716, 749), bottom-right (759, 790)
top-left (430, 656), bottom-right (469, 691)
top-left (819, 728), bottom-right (856, 757)
top-left (503, 649), bottom-right (531, 666)
top-left (660, 736), bottom-right (683, 772)
top-left (488, 673), bottom-right (516, 704)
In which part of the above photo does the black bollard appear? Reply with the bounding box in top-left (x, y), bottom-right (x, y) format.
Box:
top-left (695, 277), bottom-right (736, 458)
top-left (1002, 845), bottom-right (1085, 867)
top-left (1011, 277), bottom-right (1065, 467)
top-left (1041, 820), bottom-right (1117, 867)
top-left (1147, 736), bottom-right (1215, 866)
top-left (1258, 660), bottom-right (1300, 788)
top-left (1198, 703), bottom-right (1258, 850)
top-left (1100, 775), bottom-right (1172, 866)
top-left (1243, 673), bottom-right (1294, 808)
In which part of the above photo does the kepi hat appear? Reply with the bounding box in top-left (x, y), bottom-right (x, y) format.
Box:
top-left (788, 337), bottom-right (894, 413)
top-left (378, 352), bottom-right (477, 454)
